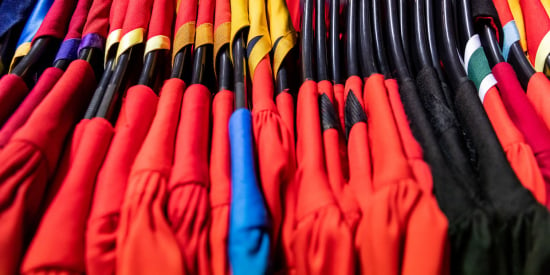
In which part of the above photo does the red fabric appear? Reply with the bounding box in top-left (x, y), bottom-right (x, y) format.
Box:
top-left (168, 84), bottom-right (211, 275)
top-left (33, 0), bottom-right (78, 41)
top-left (63, 0), bottom-right (93, 40)
top-left (527, 72), bottom-right (550, 132)
top-left (209, 89), bottom-right (233, 275)
top-left (252, 57), bottom-right (296, 270)
top-left (292, 80), bottom-right (354, 275)
top-left (120, 0), bottom-right (154, 38)
top-left (483, 86), bottom-right (546, 204)
top-left (492, 0), bottom-right (514, 24)
top-left (86, 85), bottom-right (158, 275)
top-left (21, 118), bottom-right (113, 275)
top-left (147, 0), bottom-right (174, 39)
top-left (519, 0), bottom-right (550, 64)
top-left (276, 91), bottom-right (295, 142)
top-left (82, 0), bottom-right (112, 38)
top-left (385, 78), bottom-right (433, 192)
top-left (357, 74), bottom-right (449, 275)
top-left (116, 79), bottom-right (185, 275)
top-left (197, 0), bottom-right (215, 27)
top-left (493, 62), bottom-right (550, 208)
top-left (175, 0), bottom-right (198, 30)
top-left (285, 0), bottom-right (301, 33)
top-left (214, 0), bottom-right (231, 30)
top-left (0, 68), bottom-right (64, 148)
top-left (0, 60), bottom-right (96, 275)
top-left (0, 74), bottom-right (29, 127)
top-left (333, 83), bottom-right (345, 133)
top-left (319, 79), bottom-right (357, 232)
top-left (108, 0), bottom-right (128, 35)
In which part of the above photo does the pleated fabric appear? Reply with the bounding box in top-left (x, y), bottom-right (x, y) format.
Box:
top-left (86, 85), bottom-right (158, 275)
top-left (252, 57), bottom-right (296, 271)
top-left (209, 89), bottom-right (233, 275)
top-left (292, 80), bottom-right (354, 275)
top-left (0, 60), bottom-right (95, 275)
top-left (167, 84), bottom-right (212, 275)
top-left (21, 118), bottom-right (113, 275)
top-left (116, 79), bottom-right (185, 275)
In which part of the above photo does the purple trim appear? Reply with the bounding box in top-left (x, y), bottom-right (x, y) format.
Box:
top-left (78, 33), bottom-right (105, 55)
top-left (54, 38), bottom-right (80, 62)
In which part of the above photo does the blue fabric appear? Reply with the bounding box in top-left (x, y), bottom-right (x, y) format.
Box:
top-left (54, 38), bottom-right (80, 62)
top-left (228, 108), bottom-right (271, 275)
top-left (16, 0), bottom-right (54, 47)
top-left (502, 20), bottom-right (520, 61)
top-left (0, 0), bottom-right (37, 38)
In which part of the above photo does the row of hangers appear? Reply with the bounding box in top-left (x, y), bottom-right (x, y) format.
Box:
top-left (5, 0), bottom-right (544, 122)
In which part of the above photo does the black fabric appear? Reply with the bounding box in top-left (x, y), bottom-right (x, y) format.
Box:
top-left (319, 93), bottom-right (341, 132)
top-left (416, 66), bottom-right (481, 200)
top-left (471, 0), bottom-right (504, 46)
top-left (344, 91), bottom-right (366, 139)
top-left (0, 0), bottom-right (36, 38)
top-left (397, 77), bottom-right (498, 275)
top-left (453, 78), bottom-right (550, 275)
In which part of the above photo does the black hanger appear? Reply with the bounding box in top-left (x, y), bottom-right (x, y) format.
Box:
top-left (329, 0), bottom-right (342, 84)
top-left (456, 0), bottom-right (476, 53)
top-left (138, 48), bottom-right (171, 91)
top-left (426, 0), bottom-right (447, 82)
top-left (233, 31), bottom-right (248, 109)
top-left (315, 0), bottom-right (328, 81)
top-left (95, 43), bottom-right (144, 121)
top-left (345, 0), bottom-right (360, 78)
top-left (301, 0), bottom-right (314, 82)
top-left (191, 42), bottom-right (216, 93)
top-left (359, 0), bottom-right (378, 76)
top-left (478, 24), bottom-right (505, 67)
top-left (171, 45), bottom-right (193, 84)
top-left (413, 0), bottom-right (431, 71)
top-left (84, 56), bottom-right (114, 119)
top-left (437, 0), bottom-right (466, 90)
top-left (217, 45), bottom-right (233, 92)
top-left (372, 0), bottom-right (391, 78)
top-left (384, 0), bottom-right (410, 80)
top-left (399, 0), bottom-right (413, 73)
top-left (507, 41), bottom-right (534, 88)
top-left (11, 37), bottom-right (60, 83)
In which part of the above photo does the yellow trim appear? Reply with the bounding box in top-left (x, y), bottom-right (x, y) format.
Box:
top-left (214, 22), bottom-right (231, 61)
top-left (145, 35), bottom-right (171, 55)
top-left (247, 37), bottom-right (271, 79)
top-left (9, 42), bottom-right (31, 72)
top-left (195, 23), bottom-right (214, 48)
top-left (272, 34), bottom-right (296, 76)
top-left (267, 0), bottom-right (297, 76)
top-left (543, 0), bottom-right (550, 20)
top-left (230, 0), bottom-right (249, 59)
top-left (176, 0), bottom-right (181, 13)
top-left (173, 22), bottom-right (196, 61)
top-left (508, 0), bottom-right (527, 52)
top-left (535, 31), bottom-right (550, 72)
top-left (116, 28), bottom-right (145, 61)
top-left (105, 29), bottom-right (121, 63)
top-left (247, 0), bottom-right (272, 78)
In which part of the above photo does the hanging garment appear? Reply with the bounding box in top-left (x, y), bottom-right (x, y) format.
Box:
top-left (491, 61), bottom-right (550, 208)
top-left (291, 80), bottom-right (354, 275)
top-left (0, 0), bottom-right (37, 39)
top-left (0, 0), bottom-right (94, 148)
top-left (463, 35), bottom-right (546, 204)
top-left (209, 88), bottom-right (233, 275)
top-left (357, 73), bottom-right (449, 275)
top-left (104, 0), bottom-right (129, 63)
top-left (0, 0), bottom-right (78, 127)
top-left (384, 78), bottom-right (433, 193)
top-left (526, 72), bottom-right (550, 132)
top-left (209, 0), bottom-right (232, 273)
top-left (20, 117), bottom-right (113, 275)
top-left (506, 0), bottom-right (527, 53)
top-left (116, 79), bottom-right (184, 275)
top-left (0, 59), bottom-right (96, 275)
